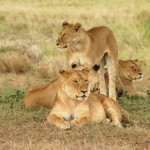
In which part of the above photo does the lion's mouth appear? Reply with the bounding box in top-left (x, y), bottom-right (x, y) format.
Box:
top-left (134, 76), bottom-right (143, 80)
top-left (57, 45), bottom-right (67, 49)
top-left (129, 75), bottom-right (143, 81)
top-left (75, 95), bottom-right (87, 100)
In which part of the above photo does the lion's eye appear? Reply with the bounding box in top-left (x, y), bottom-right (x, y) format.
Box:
top-left (130, 66), bottom-right (134, 69)
top-left (85, 80), bottom-right (88, 83)
top-left (62, 33), bottom-right (66, 37)
top-left (73, 80), bottom-right (78, 84)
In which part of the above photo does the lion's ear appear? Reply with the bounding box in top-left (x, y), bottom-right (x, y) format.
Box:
top-left (62, 21), bottom-right (69, 28)
top-left (73, 23), bottom-right (81, 31)
top-left (134, 59), bottom-right (140, 65)
top-left (59, 68), bottom-right (65, 74)
top-left (119, 60), bottom-right (126, 68)
top-left (59, 69), bottom-right (72, 79)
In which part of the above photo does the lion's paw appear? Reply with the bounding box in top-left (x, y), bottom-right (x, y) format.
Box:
top-left (141, 93), bottom-right (148, 98)
top-left (102, 118), bottom-right (111, 124)
top-left (110, 121), bottom-right (122, 128)
top-left (57, 121), bottom-right (70, 129)
top-left (71, 119), bottom-right (82, 126)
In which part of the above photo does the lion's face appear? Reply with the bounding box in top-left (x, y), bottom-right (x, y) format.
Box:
top-left (119, 60), bottom-right (143, 81)
top-left (59, 69), bottom-right (90, 101)
top-left (56, 21), bottom-right (85, 50)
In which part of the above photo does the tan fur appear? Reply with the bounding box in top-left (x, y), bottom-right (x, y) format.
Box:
top-left (56, 22), bottom-right (119, 101)
top-left (23, 78), bottom-right (61, 108)
top-left (23, 66), bottom-right (98, 109)
top-left (101, 59), bottom-right (148, 98)
top-left (47, 69), bottom-right (128, 129)
top-left (116, 59), bottom-right (148, 97)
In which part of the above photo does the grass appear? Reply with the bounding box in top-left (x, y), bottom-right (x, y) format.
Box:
top-left (0, 52), bottom-right (31, 73)
top-left (0, 89), bottom-right (150, 149)
top-left (0, 0), bottom-right (150, 149)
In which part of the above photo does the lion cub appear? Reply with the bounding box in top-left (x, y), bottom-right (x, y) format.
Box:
top-left (56, 21), bottom-right (119, 101)
top-left (47, 69), bottom-right (128, 129)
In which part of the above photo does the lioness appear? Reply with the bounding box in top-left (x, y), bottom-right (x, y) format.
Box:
top-left (47, 69), bottom-right (129, 129)
top-left (23, 59), bottom-right (147, 109)
top-left (56, 21), bottom-right (118, 100)
top-left (93, 59), bottom-right (148, 98)
top-left (114, 59), bottom-right (148, 97)
top-left (23, 66), bottom-right (98, 109)
top-left (23, 78), bottom-right (61, 109)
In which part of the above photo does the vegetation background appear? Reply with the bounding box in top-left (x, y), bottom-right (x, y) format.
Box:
top-left (0, 0), bottom-right (150, 149)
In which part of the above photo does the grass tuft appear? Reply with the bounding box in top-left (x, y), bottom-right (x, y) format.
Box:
top-left (0, 52), bottom-right (31, 73)
top-left (36, 55), bottom-right (67, 78)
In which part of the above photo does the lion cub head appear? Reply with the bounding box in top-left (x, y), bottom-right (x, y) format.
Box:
top-left (119, 59), bottom-right (143, 81)
top-left (56, 21), bottom-right (85, 50)
top-left (59, 68), bottom-right (90, 101)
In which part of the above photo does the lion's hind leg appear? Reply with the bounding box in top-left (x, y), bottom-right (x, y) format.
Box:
top-left (23, 97), bottom-right (40, 109)
top-left (102, 98), bottom-right (123, 127)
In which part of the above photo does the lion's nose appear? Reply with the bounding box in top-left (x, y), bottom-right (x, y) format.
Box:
top-left (81, 90), bottom-right (87, 94)
top-left (56, 43), bottom-right (59, 46)
top-left (56, 41), bottom-right (60, 46)
top-left (139, 73), bottom-right (142, 76)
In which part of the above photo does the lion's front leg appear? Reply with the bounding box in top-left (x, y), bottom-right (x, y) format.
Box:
top-left (106, 58), bottom-right (117, 101)
top-left (70, 112), bottom-right (90, 127)
top-left (47, 113), bottom-right (70, 129)
top-left (131, 91), bottom-right (148, 98)
top-left (99, 60), bottom-right (107, 96)
top-left (47, 100), bottom-right (71, 129)
top-left (125, 85), bottom-right (148, 98)
top-left (137, 91), bottom-right (148, 98)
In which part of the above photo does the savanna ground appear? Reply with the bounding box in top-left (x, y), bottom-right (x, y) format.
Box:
top-left (0, 0), bottom-right (150, 149)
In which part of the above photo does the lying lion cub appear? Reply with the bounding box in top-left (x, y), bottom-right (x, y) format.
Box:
top-left (47, 69), bottom-right (129, 129)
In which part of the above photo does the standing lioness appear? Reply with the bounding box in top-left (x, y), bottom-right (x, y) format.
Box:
top-left (56, 22), bottom-right (118, 100)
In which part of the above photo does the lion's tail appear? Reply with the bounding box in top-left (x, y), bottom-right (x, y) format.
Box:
top-left (122, 114), bottom-right (132, 127)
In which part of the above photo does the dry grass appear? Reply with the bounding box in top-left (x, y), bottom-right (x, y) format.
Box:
top-left (0, 92), bottom-right (150, 150)
top-left (36, 55), bottom-right (67, 78)
top-left (0, 52), bottom-right (31, 73)
top-left (0, 50), bottom-right (67, 78)
top-left (1, 123), bottom-right (150, 150)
